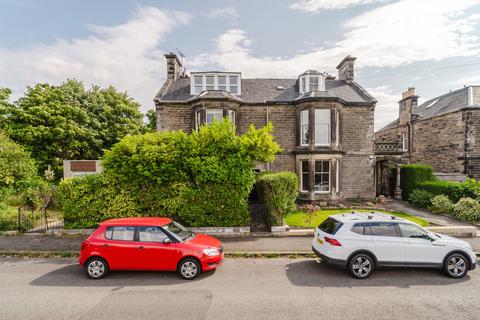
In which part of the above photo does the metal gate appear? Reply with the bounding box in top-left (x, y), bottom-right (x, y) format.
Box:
top-left (1, 208), bottom-right (64, 233)
top-left (249, 204), bottom-right (268, 232)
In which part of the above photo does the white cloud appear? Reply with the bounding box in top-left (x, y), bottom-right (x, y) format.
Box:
top-left (192, 0), bottom-right (480, 76)
top-left (207, 7), bottom-right (239, 19)
top-left (449, 71), bottom-right (480, 86)
top-left (367, 86), bottom-right (400, 130)
top-left (0, 6), bottom-right (190, 111)
top-left (290, 0), bottom-right (390, 13)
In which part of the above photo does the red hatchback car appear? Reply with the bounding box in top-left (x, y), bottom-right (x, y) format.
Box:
top-left (79, 217), bottom-right (224, 280)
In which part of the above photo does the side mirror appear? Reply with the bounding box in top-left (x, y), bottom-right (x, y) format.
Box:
top-left (163, 238), bottom-right (172, 244)
top-left (426, 234), bottom-right (435, 242)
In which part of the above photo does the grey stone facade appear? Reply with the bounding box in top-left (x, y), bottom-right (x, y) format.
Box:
top-left (155, 53), bottom-right (377, 202)
top-left (375, 86), bottom-right (480, 181)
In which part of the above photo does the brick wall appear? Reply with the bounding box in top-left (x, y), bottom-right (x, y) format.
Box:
top-left (375, 127), bottom-right (398, 142)
top-left (464, 108), bottom-right (480, 179)
top-left (156, 104), bottom-right (193, 132)
top-left (341, 155), bottom-right (375, 198)
top-left (411, 112), bottom-right (465, 173)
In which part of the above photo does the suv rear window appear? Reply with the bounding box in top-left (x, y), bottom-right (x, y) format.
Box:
top-left (318, 218), bottom-right (343, 235)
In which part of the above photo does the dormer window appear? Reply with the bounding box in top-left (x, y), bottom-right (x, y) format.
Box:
top-left (190, 72), bottom-right (241, 95)
top-left (298, 71), bottom-right (325, 94)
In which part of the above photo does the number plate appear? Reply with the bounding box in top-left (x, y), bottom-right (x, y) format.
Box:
top-left (317, 238), bottom-right (323, 245)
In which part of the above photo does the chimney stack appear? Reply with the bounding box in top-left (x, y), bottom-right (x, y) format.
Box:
top-left (165, 52), bottom-right (183, 80)
top-left (402, 87), bottom-right (416, 99)
top-left (336, 55), bottom-right (356, 81)
top-left (398, 87), bottom-right (418, 127)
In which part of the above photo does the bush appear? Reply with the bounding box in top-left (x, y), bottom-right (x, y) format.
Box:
top-left (256, 172), bottom-right (299, 226)
top-left (0, 203), bottom-right (17, 231)
top-left (57, 175), bottom-right (142, 229)
top-left (417, 180), bottom-right (478, 203)
top-left (430, 194), bottom-right (453, 214)
top-left (408, 189), bottom-right (434, 208)
top-left (400, 164), bottom-right (435, 200)
top-left (58, 119), bottom-right (282, 228)
top-left (452, 197), bottom-right (480, 222)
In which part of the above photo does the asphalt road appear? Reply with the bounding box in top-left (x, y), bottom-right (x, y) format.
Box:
top-left (1, 257), bottom-right (479, 320)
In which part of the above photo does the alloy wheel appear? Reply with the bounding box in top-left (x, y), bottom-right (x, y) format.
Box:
top-left (87, 260), bottom-right (105, 279)
top-left (352, 256), bottom-right (372, 278)
top-left (181, 261), bottom-right (198, 279)
top-left (447, 256), bottom-right (466, 277)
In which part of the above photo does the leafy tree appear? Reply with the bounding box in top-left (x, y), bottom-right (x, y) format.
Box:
top-left (0, 130), bottom-right (37, 201)
top-left (145, 109), bottom-right (157, 132)
top-left (1, 80), bottom-right (144, 177)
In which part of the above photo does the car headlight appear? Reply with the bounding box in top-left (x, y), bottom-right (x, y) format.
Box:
top-left (203, 248), bottom-right (220, 257)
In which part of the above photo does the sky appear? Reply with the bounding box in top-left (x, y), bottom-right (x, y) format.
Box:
top-left (1, 0), bottom-right (480, 130)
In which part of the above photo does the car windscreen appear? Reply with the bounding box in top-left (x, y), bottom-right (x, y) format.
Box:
top-left (163, 221), bottom-right (193, 241)
top-left (318, 218), bottom-right (343, 235)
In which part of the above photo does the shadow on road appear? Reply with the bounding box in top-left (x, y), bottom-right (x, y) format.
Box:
top-left (30, 264), bottom-right (215, 287)
top-left (286, 259), bottom-right (472, 288)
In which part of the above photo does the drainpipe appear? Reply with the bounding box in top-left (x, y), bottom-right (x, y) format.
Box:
top-left (266, 104), bottom-right (270, 172)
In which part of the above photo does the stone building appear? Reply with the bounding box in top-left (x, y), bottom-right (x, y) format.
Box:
top-left (154, 53), bottom-right (377, 203)
top-left (375, 86), bottom-right (480, 197)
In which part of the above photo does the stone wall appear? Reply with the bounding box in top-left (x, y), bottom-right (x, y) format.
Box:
top-left (156, 104), bottom-right (193, 132)
top-left (464, 108), bottom-right (480, 179)
top-left (157, 101), bottom-right (376, 200)
top-left (375, 127), bottom-right (398, 142)
top-left (411, 112), bottom-right (465, 173)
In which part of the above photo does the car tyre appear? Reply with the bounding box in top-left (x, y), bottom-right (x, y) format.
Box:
top-left (85, 257), bottom-right (109, 280)
top-left (348, 253), bottom-right (374, 279)
top-left (443, 253), bottom-right (469, 279)
top-left (178, 257), bottom-right (201, 280)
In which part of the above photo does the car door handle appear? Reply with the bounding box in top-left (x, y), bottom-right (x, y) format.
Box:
top-left (137, 246), bottom-right (144, 250)
top-left (103, 244), bottom-right (109, 248)
top-left (432, 243), bottom-right (446, 246)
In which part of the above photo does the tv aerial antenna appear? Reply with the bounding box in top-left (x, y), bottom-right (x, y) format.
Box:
top-left (175, 48), bottom-right (187, 76)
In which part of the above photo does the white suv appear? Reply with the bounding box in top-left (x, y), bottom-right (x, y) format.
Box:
top-left (311, 212), bottom-right (477, 279)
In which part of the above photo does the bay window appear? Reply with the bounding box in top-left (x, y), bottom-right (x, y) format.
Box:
top-left (314, 109), bottom-right (331, 146)
top-left (195, 108), bottom-right (236, 130)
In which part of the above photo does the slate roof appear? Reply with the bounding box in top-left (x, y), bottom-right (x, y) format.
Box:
top-left (155, 77), bottom-right (375, 104)
top-left (376, 86), bottom-right (476, 133)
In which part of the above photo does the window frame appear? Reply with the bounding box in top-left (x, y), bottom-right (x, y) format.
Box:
top-left (314, 109), bottom-right (331, 146)
top-left (300, 109), bottom-right (309, 146)
top-left (300, 160), bottom-right (309, 193)
top-left (190, 73), bottom-right (241, 95)
top-left (314, 160), bottom-right (330, 194)
top-left (205, 109), bottom-right (224, 124)
top-left (364, 222), bottom-right (401, 237)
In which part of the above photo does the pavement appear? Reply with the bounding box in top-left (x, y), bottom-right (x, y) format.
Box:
top-left (1, 257), bottom-right (479, 320)
top-left (1, 234), bottom-right (480, 254)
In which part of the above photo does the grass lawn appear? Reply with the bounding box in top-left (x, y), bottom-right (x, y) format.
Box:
top-left (285, 209), bottom-right (430, 228)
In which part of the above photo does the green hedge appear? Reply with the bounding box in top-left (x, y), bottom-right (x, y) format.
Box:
top-left (57, 120), bottom-right (281, 228)
top-left (417, 180), bottom-right (479, 203)
top-left (256, 172), bottom-right (299, 226)
top-left (400, 164), bottom-right (435, 200)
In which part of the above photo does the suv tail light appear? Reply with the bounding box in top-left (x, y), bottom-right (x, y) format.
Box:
top-left (324, 236), bottom-right (342, 246)
top-left (80, 241), bottom-right (89, 251)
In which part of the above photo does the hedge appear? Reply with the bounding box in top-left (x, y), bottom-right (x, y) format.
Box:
top-left (417, 180), bottom-right (479, 203)
top-left (256, 172), bottom-right (299, 226)
top-left (57, 119), bottom-right (282, 228)
top-left (400, 164), bottom-right (435, 200)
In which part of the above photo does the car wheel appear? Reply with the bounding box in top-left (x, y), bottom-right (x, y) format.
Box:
top-left (178, 257), bottom-right (201, 280)
top-left (348, 253), bottom-right (374, 279)
top-left (86, 257), bottom-right (109, 280)
top-left (444, 253), bottom-right (469, 279)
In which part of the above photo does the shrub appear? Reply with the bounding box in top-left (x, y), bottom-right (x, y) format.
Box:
top-left (57, 175), bottom-right (142, 229)
top-left (256, 172), bottom-right (299, 226)
top-left (58, 119), bottom-right (282, 228)
top-left (400, 164), bottom-right (435, 201)
top-left (408, 189), bottom-right (434, 208)
top-left (417, 180), bottom-right (478, 203)
top-left (0, 203), bottom-right (17, 231)
top-left (452, 197), bottom-right (480, 223)
top-left (430, 194), bottom-right (453, 214)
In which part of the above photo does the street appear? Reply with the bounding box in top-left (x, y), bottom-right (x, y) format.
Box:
top-left (1, 257), bottom-right (479, 320)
